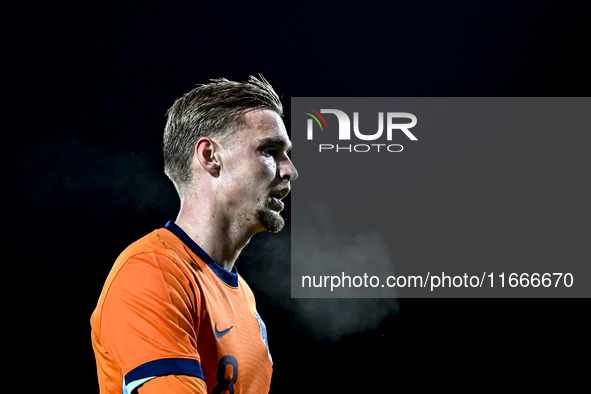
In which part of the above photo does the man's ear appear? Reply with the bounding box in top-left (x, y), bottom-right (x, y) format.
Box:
top-left (195, 137), bottom-right (221, 177)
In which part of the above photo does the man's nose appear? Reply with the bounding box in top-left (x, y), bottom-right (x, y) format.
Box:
top-left (280, 155), bottom-right (298, 181)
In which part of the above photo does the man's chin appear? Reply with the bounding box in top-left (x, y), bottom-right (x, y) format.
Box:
top-left (256, 209), bottom-right (285, 233)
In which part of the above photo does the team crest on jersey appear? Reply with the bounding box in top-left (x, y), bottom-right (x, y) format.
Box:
top-left (254, 313), bottom-right (272, 365)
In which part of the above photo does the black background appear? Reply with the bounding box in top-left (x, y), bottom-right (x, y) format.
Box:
top-left (3, 1), bottom-right (588, 391)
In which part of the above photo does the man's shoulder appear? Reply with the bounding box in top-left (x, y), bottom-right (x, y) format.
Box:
top-left (102, 228), bottom-right (196, 285)
top-left (118, 229), bottom-right (170, 259)
top-left (94, 228), bottom-right (199, 313)
top-left (117, 227), bottom-right (190, 263)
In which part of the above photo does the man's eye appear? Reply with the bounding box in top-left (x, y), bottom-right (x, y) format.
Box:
top-left (263, 148), bottom-right (278, 156)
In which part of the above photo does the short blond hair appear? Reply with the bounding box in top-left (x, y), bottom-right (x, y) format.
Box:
top-left (163, 75), bottom-right (283, 191)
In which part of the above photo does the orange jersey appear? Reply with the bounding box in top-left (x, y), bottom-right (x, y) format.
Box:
top-left (91, 221), bottom-right (273, 393)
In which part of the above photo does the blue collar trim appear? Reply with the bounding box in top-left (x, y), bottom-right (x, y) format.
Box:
top-left (164, 221), bottom-right (239, 287)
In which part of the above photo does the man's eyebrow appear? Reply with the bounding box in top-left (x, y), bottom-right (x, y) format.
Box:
top-left (258, 137), bottom-right (292, 152)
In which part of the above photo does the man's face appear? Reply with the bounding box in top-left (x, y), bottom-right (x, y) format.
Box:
top-left (216, 109), bottom-right (298, 234)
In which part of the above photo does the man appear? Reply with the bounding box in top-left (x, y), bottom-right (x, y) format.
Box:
top-left (91, 75), bottom-right (297, 394)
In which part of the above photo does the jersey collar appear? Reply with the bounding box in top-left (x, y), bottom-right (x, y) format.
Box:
top-left (164, 220), bottom-right (239, 287)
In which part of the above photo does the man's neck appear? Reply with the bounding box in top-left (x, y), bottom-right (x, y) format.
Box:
top-left (174, 204), bottom-right (255, 272)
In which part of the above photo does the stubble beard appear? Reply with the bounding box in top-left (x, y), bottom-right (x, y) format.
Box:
top-left (255, 207), bottom-right (285, 233)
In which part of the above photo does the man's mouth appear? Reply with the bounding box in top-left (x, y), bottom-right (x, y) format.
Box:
top-left (269, 186), bottom-right (290, 211)
top-left (271, 187), bottom-right (290, 201)
top-left (270, 196), bottom-right (284, 210)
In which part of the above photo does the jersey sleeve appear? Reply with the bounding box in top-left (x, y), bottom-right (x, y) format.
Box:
top-left (100, 252), bottom-right (205, 393)
top-left (136, 375), bottom-right (207, 393)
